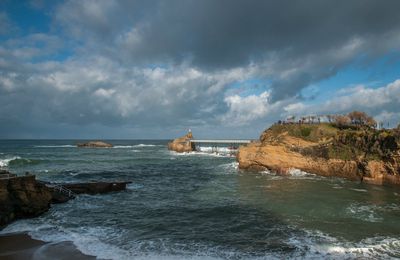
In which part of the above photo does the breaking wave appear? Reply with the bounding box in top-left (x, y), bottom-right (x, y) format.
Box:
top-left (287, 229), bottom-right (400, 259)
top-left (34, 145), bottom-right (75, 148)
top-left (0, 156), bottom-right (42, 167)
top-left (3, 221), bottom-right (400, 260)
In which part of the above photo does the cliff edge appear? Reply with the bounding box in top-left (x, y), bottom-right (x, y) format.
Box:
top-left (237, 123), bottom-right (400, 186)
top-left (168, 132), bottom-right (195, 153)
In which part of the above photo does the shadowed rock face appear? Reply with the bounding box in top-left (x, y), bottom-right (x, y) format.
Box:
top-left (168, 132), bottom-right (195, 153)
top-left (77, 141), bottom-right (113, 148)
top-left (0, 174), bottom-right (52, 227)
top-left (238, 124), bottom-right (400, 186)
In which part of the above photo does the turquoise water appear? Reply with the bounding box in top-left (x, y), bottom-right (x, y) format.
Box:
top-left (1, 140), bottom-right (400, 259)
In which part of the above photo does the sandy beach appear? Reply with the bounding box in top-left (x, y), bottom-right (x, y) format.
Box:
top-left (0, 233), bottom-right (96, 260)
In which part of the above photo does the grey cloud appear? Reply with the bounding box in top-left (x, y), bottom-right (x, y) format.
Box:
top-left (1, 0), bottom-right (400, 138)
top-left (55, 0), bottom-right (400, 100)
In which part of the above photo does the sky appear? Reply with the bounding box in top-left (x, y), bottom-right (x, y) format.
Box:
top-left (1, 0), bottom-right (400, 139)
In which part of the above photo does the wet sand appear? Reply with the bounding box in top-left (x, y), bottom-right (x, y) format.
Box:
top-left (0, 233), bottom-right (96, 260)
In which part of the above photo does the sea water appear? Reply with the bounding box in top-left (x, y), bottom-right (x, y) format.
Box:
top-left (1, 140), bottom-right (400, 259)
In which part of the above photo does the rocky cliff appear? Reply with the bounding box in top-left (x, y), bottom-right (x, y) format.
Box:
top-left (237, 123), bottom-right (400, 186)
top-left (0, 173), bottom-right (52, 227)
top-left (168, 132), bottom-right (195, 152)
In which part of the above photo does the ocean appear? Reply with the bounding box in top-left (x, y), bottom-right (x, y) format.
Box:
top-left (1, 139), bottom-right (400, 259)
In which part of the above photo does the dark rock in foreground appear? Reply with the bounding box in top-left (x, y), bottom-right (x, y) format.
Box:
top-left (0, 174), bottom-right (52, 227)
top-left (77, 141), bottom-right (113, 148)
top-left (0, 171), bottom-right (131, 228)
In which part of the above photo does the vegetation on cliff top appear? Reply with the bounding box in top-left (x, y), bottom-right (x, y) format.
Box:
top-left (261, 113), bottom-right (400, 162)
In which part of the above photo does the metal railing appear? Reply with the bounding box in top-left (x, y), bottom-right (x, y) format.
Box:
top-left (42, 182), bottom-right (76, 198)
top-left (0, 174), bottom-right (17, 179)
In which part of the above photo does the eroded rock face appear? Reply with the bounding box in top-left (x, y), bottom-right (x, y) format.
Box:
top-left (238, 125), bottom-right (400, 186)
top-left (237, 143), bottom-right (362, 181)
top-left (168, 132), bottom-right (195, 153)
top-left (0, 175), bottom-right (52, 227)
top-left (77, 141), bottom-right (113, 148)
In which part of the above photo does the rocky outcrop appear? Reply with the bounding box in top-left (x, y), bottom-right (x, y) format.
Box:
top-left (77, 141), bottom-right (113, 148)
top-left (238, 124), bottom-right (400, 186)
top-left (168, 132), bottom-right (195, 153)
top-left (0, 171), bottom-right (132, 228)
top-left (0, 174), bottom-right (52, 227)
top-left (237, 142), bottom-right (362, 180)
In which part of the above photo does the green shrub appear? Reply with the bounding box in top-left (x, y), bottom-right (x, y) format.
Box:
top-left (300, 127), bottom-right (312, 137)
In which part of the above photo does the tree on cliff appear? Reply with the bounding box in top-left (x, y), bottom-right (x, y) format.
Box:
top-left (334, 115), bottom-right (351, 126)
top-left (348, 111), bottom-right (371, 125)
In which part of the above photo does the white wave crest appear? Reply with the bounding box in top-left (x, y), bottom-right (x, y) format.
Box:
top-left (288, 229), bottom-right (400, 259)
top-left (260, 168), bottom-right (318, 180)
top-left (219, 162), bottom-right (239, 171)
top-left (169, 151), bottom-right (233, 158)
top-left (0, 156), bottom-right (21, 167)
top-left (3, 219), bottom-right (400, 259)
top-left (196, 146), bottom-right (236, 153)
top-left (134, 144), bottom-right (160, 147)
top-left (287, 168), bottom-right (316, 177)
top-left (34, 145), bottom-right (75, 148)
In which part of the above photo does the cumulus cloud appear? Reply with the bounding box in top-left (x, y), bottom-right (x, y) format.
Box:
top-left (1, 0), bottom-right (400, 137)
top-left (283, 79), bottom-right (400, 126)
top-left (222, 92), bottom-right (271, 126)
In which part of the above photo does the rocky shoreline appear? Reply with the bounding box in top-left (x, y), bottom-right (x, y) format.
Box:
top-left (237, 123), bottom-right (400, 186)
top-left (0, 170), bottom-right (131, 228)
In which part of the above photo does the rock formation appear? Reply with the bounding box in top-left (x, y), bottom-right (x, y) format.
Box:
top-left (77, 141), bottom-right (113, 148)
top-left (168, 131), bottom-right (196, 152)
top-left (238, 123), bottom-right (400, 186)
top-left (0, 171), bottom-right (131, 228)
top-left (0, 173), bottom-right (52, 227)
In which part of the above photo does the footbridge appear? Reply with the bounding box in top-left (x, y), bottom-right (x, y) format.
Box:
top-left (190, 139), bottom-right (252, 144)
top-left (189, 139), bottom-right (253, 155)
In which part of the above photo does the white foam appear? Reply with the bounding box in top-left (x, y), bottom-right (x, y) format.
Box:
top-left (288, 229), bottom-right (400, 259)
top-left (219, 162), bottom-right (239, 171)
top-left (3, 219), bottom-right (400, 259)
top-left (0, 156), bottom-right (21, 167)
top-left (350, 188), bottom-right (368, 192)
top-left (196, 146), bottom-right (235, 153)
top-left (345, 202), bottom-right (400, 223)
top-left (260, 168), bottom-right (319, 180)
top-left (170, 151), bottom-right (233, 158)
top-left (113, 145), bottom-right (137, 148)
top-left (134, 144), bottom-right (161, 147)
top-left (287, 168), bottom-right (316, 177)
top-left (34, 145), bottom-right (75, 148)
top-left (1, 222), bottom-right (226, 260)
